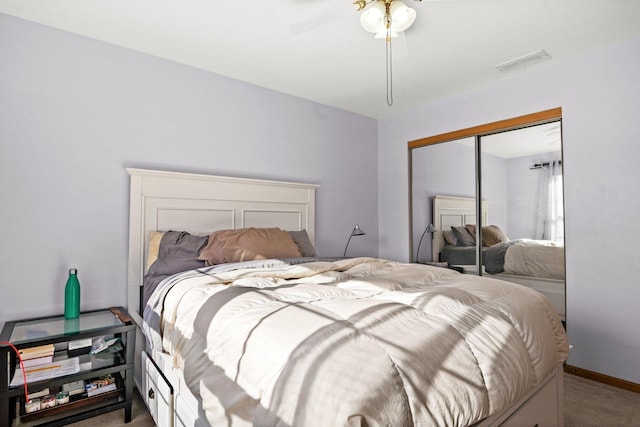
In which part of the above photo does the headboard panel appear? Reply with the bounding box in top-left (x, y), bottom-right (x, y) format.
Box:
top-left (432, 195), bottom-right (488, 262)
top-left (127, 168), bottom-right (318, 324)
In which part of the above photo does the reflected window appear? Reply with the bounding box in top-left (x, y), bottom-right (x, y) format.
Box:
top-left (537, 160), bottom-right (564, 242)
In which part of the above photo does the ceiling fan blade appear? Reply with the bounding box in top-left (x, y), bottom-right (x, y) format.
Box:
top-left (290, 6), bottom-right (341, 35)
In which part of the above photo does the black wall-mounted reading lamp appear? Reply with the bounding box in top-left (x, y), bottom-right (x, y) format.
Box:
top-left (343, 224), bottom-right (366, 257)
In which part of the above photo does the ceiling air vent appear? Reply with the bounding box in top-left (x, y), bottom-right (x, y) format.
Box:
top-left (496, 50), bottom-right (552, 73)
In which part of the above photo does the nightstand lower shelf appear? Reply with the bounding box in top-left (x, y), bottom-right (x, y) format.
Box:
top-left (20, 374), bottom-right (125, 424)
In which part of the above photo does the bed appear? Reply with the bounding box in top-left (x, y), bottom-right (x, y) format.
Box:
top-left (127, 169), bottom-right (569, 427)
top-left (432, 195), bottom-right (566, 321)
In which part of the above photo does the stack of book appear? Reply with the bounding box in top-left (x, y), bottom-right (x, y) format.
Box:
top-left (85, 375), bottom-right (117, 397)
top-left (62, 379), bottom-right (86, 396)
top-left (19, 344), bottom-right (55, 368)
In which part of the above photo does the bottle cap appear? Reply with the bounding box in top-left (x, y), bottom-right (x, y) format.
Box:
top-left (69, 268), bottom-right (77, 275)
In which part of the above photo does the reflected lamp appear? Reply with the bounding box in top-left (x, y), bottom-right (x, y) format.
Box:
top-left (415, 223), bottom-right (436, 263)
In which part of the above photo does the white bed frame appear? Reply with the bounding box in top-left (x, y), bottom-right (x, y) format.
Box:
top-left (127, 171), bottom-right (563, 427)
top-left (432, 195), bottom-right (489, 263)
top-left (126, 168), bottom-right (318, 426)
top-left (433, 195), bottom-right (565, 321)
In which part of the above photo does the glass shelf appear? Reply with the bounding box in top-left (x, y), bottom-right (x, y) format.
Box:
top-left (9, 310), bottom-right (123, 344)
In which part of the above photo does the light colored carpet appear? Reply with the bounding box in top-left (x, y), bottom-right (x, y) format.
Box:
top-left (38, 372), bottom-right (640, 426)
top-left (564, 373), bottom-right (640, 427)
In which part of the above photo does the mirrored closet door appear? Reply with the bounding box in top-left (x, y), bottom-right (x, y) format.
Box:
top-left (409, 108), bottom-right (566, 321)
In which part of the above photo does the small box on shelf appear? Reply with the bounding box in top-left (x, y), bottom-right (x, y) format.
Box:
top-left (62, 380), bottom-right (85, 396)
top-left (85, 374), bottom-right (117, 397)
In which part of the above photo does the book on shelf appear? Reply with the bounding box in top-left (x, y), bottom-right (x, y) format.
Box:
top-left (10, 357), bottom-right (80, 387)
top-left (68, 338), bottom-right (93, 356)
top-left (62, 379), bottom-right (86, 396)
top-left (85, 375), bottom-right (117, 397)
top-left (19, 344), bottom-right (55, 360)
top-left (21, 355), bottom-right (54, 368)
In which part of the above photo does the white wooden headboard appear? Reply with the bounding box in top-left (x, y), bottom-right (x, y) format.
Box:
top-left (432, 195), bottom-right (488, 262)
top-left (126, 168), bottom-right (318, 324)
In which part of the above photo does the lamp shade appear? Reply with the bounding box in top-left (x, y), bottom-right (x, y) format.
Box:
top-left (351, 224), bottom-right (366, 236)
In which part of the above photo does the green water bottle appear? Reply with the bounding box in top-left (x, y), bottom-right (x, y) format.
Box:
top-left (64, 268), bottom-right (80, 319)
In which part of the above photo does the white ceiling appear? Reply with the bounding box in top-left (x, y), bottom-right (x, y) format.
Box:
top-left (1, 0), bottom-right (639, 118)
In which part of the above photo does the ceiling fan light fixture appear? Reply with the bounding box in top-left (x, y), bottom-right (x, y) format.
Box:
top-left (360, 1), bottom-right (387, 33)
top-left (360, 0), bottom-right (416, 35)
top-left (375, 30), bottom-right (399, 39)
top-left (353, 0), bottom-right (369, 11)
top-left (357, 0), bottom-right (420, 107)
top-left (389, 0), bottom-right (416, 32)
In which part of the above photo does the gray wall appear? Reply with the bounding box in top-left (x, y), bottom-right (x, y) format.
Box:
top-left (0, 14), bottom-right (378, 323)
top-left (379, 36), bottom-right (640, 383)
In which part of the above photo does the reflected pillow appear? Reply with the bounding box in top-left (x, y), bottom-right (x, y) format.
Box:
top-left (443, 230), bottom-right (457, 246)
top-left (451, 226), bottom-right (475, 247)
top-left (482, 225), bottom-right (510, 246)
top-left (465, 224), bottom-right (476, 240)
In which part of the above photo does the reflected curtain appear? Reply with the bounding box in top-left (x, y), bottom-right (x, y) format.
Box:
top-left (536, 161), bottom-right (564, 242)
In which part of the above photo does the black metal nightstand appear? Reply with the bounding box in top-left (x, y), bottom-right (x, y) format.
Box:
top-left (0, 307), bottom-right (135, 426)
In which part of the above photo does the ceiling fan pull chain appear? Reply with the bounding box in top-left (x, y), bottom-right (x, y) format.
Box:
top-left (386, 10), bottom-right (394, 106)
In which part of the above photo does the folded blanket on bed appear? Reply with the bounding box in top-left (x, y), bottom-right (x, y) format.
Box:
top-left (144, 257), bottom-right (568, 427)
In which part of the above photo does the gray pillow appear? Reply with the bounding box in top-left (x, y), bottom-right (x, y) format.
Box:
top-left (143, 231), bottom-right (208, 307)
top-left (443, 230), bottom-right (457, 246)
top-left (147, 231), bottom-right (208, 276)
top-left (288, 229), bottom-right (316, 257)
top-left (451, 226), bottom-right (475, 247)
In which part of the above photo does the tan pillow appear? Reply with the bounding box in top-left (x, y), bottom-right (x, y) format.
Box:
top-left (482, 225), bottom-right (509, 246)
top-left (147, 231), bottom-right (165, 271)
top-left (198, 227), bottom-right (302, 265)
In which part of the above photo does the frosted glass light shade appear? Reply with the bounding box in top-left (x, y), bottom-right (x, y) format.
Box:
top-left (360, 1), bottom-right (386, 33)
top-left (360, 0), bottom-right (416, 36)
top-left (389, 0), bottom-right (416, 32)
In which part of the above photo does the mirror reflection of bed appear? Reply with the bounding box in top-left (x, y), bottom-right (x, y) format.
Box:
top-left (432, 195), bottom-right (565, 321)
top-left (411, 118), bottom-right (565, 322)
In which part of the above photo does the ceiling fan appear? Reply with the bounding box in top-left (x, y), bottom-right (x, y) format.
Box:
top-left (355, 0), bottom-right (419, 38)
top-left (291, 0), bottom-right (449, 106)
top-left (291, 0), bottom-right (424, 36)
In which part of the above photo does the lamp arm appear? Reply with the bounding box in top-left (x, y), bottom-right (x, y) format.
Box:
top-left (343, 235), bottom-right (354, 257)
top-left (415, 226), bottom-right (429, 263)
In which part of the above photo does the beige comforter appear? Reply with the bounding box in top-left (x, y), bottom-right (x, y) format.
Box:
top-left (504, 240), bottom-right (565, 280)
top-left (145, 257), bottom-right (568, 427)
